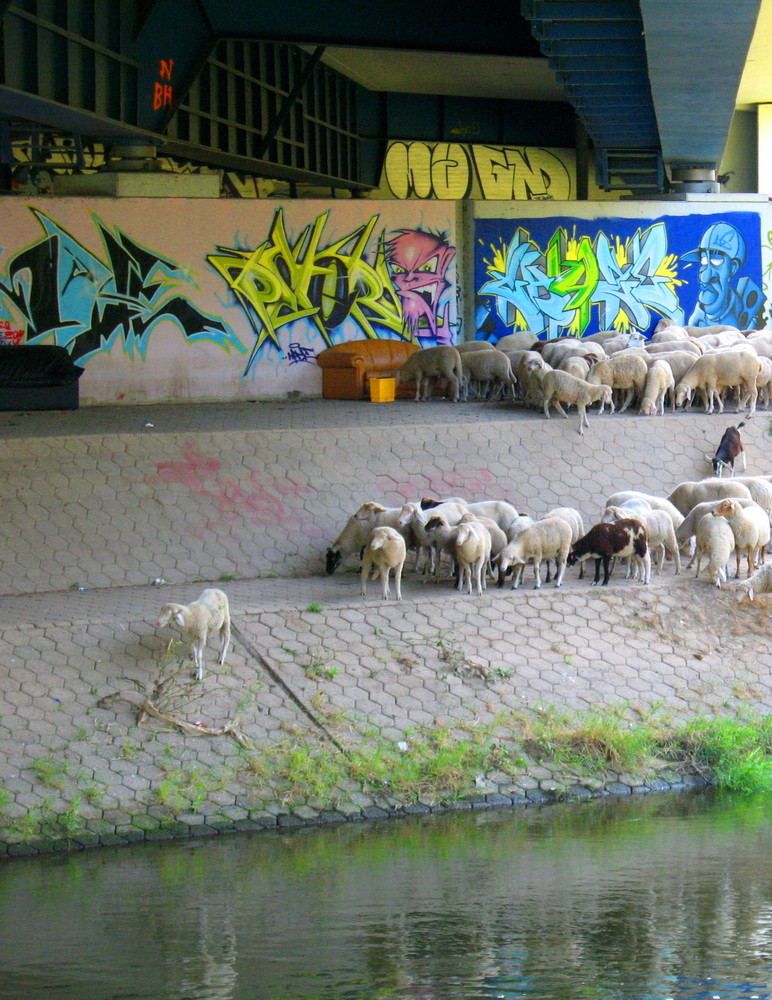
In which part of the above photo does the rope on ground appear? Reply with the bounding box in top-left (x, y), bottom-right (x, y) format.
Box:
top-left (230, 622), bottom-right (350, 757)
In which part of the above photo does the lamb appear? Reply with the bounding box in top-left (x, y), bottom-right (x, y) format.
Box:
top-left (586, 354), bottom-right (649, 412)
top-left (667, 479), bottom-right (752, 517)
top-left (693, 512), bottom-right (735, 587)
top-left (460, 349), bottom-right (516, 401)
top-left (675, 497), bottom-right (755, 560)
top-left (730, 562), bottom-right (772, 602)
top-left (496, 515), bottom-right (573, 589)
top-left (567, 519), bottom-right (648, 586)
top-left (673, 348), bottom-right (761, 414)
top-left (394, 345), bottom-right (463, 402)
top-left (526, 363), bottom-right (613, 435)
top-left (603, 505), bottom-right (681, 575)
top-left (155, 588), bottom-right (231, 681)
top-left (705, 422), bottom-right (746, 477)
top-left (424, 514), bottom-right (491, 595)
top-left (712, 498), bottom-right (770, 578)
top-left (639, 359), bottom-right (675, 415)
top-left (360, 526), bottom-right (406, 600)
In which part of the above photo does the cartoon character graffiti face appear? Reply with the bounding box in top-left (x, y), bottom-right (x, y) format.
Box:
top-left (384, 229), bottom-right (455, 343)
top-left (682, 222), bottom-right (751, 327)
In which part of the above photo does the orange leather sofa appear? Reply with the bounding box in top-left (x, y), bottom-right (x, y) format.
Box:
top-left (316, 338), bottom-right (420, 400)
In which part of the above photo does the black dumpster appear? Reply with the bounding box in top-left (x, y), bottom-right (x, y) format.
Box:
top-left (0, 345), bottom-right (84, 410)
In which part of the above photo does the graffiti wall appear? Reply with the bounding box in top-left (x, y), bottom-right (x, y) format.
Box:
top-left (0, 199), bottom-right (458, 403)
top-left (474, 210), bottom-right (766, 341)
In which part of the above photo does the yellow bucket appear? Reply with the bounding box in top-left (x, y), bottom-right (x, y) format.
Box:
top-left (369, 376), bottom-right (396, 402)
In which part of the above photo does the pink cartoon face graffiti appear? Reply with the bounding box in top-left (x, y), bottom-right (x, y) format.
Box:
top-left (385, 230), bottom-right (456, 344)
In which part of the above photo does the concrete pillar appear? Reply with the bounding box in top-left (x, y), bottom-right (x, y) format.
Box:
top-left (757, 104), bottom-right (772, 195)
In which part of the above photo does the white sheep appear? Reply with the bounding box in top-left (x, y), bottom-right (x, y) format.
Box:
top-left (496, 516), bottom-right (573, 589)
top-left (397, 500), bottom-right (468, 575)
top-left (460, 349), bottom-right (516, 401)
top-left (646, 339), bottom-right (703, 358)
top-left (463, 499), bottom-right (520, 533)
top-left (394, 345), bottom-right (463, 402)
top-left (638, 359), bottom-right (675, 415)
top-left (155, 588), bottom-right (231, 681)
top-left (361, 526), bottom-right (407, 600)
top-left (730, 562), bottom-right (772, 602)
top-left (458, 512), bottom-right (507, 579)
top-left (675, 497), bottom-right (756, 565)
top-left (667, 479), bottom-right (753, 517)
top-left (650, 324), bottom-right (689, 343)
top-left (423, 513), bottom-right (490, 595)
top-left (586, 354), bottom-right (649, 412)
top-left (604, 491), bottom-right (684, 531)
top-left (494, 331), bottom-right (540, 352)
top-left (712, 498), bottom-right (771, 578)
top-left (326, 501), bottom-right (410, 574)
top-left (693, 512), bottom-right (735, 587)
top-left (527, 364), bottom-right (613, 435)
top-left (455, 341), bottom-right (498, 354)
top-left (604, 505), bottom-right (681, 575)
top-left (673, 348), bottom-right (761, 414)
top-left (516, 351), bottom-right (552, 407)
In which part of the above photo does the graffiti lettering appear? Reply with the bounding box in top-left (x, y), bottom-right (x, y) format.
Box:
top-left (153, 82), bottom-right (174, 110)
top-left (155, 444), bottom-right (222, 490)
top-left (207, 209), bottom-right (411, 373)
top-left (0, 208), bottom-right (243, 363)
top-left (480, 223), bottom-right (683, 339)
top-left (286, 343), bottom-right (316, 364)
top-left (0, 319), bottom-right (24, 345)
top-left (384, 141), bottom-right (572, 200)
top-left (159, 59), bottom-right (175, 81)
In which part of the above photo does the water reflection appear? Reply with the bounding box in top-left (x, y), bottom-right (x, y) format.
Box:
top-left (0, 790), bottom-right (770, 1000)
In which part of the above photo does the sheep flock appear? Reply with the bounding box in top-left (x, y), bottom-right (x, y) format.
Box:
top-left (393, 321), bottom-right (772, 435)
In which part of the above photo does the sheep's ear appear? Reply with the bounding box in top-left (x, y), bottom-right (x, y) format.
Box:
top-left (704, 453), bottom-right (714, 462)
top-left (174, 611), bottom-right (186, 627)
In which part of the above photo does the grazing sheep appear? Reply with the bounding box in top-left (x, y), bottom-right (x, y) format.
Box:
top-left (712, 498), bottom-right (770, 578)
top-left (693, 512), bottom-right (735, 587)
top-left (543, 505), bottom-right (585, 580)
top-left (568, 520), bottom-right (648, 586)
top-left (706, 422), bottom-right (746, 477)
top-left (361, 526), bottom-right (406, 600)
top-left (526, 363), bottom-right (613, 435)
top-left (496, 516), bottom-right (573, 589)
top-left (646, 339), bottom-right (704, 358)
top-left (729, 476), bottom-right (772, 519)
top-left (325, 501), bottom-right (408, 575)
top-left (639, 359), bottom-right (675, 415)
top-left (460, 349), bottom-right (517, 401)
top-left (586, 354), bottom-right (649, 413)
top-left (455, 341), bottom-right (498, 354)
top-left (558, 354), bottom-right (596, 381)
top-left (730, 562), bottom-right (772, 602)
top-left (753, 356), bottom-right (772, 409)
top-left (538, 338), bottom-right (607, 367)
top-left (516, 351), bottom-right (552, 407)
top-left (394, 345), bottom-right (463, 402)
top-left (604, 505), bottom-right (681, 575)
top-left (650, 324), bottom-right (689, 343)
top-left (673, 348), bottom-right (761, 414)
top-left (667, 479), bottom-right (753, 517)
top-left (655, 349), bottom-right (708, 389)
top-left (155, 589), bottom-right (231, 681)
top-left (494, 331), bottom-right (540, 352)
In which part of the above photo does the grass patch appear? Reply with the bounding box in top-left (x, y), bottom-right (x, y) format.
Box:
top-left (666, 715), bottom-right (772, 793)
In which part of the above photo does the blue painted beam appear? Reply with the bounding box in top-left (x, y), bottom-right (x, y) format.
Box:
top-left (540, 38), bottom-right (645, 57)
top-left (550, 54), bottom-right (647, 71)
top-left (524, 1), bottom-right (640, 21)
top-left (531, 20), bottom-right (644, 40)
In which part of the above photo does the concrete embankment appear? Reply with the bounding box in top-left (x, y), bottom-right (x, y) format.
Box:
top-left (0, 400), bottom-right (769, 854)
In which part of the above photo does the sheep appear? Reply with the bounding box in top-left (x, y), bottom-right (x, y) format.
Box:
top-left (325, 501), bottom-right (408, 575)
top-left (558, 354), bottom-right (595, 381)
top-left (455, 340), bottom-right (498, 354)
top-left (567, 519), bottom-right (648, 586)
top-left (397, 500), bottom-right (468, 575)
top-left (647, 339), bottom-right (704, 358)
top-left (667, 479), bottom-right (753, 517)
top-left (460, 349), bottom-right (516, 401)
top-left (516, 351), bottom-right (552, 407)
top-left (602, 497), bottom-right (652, 521)
top-left (706, 422), bottom-right (745, 477)
top-left (461, 500), bottom-right (520, 533)
top-left (639, 359), bottom-right (675, 415)
top-left (604, 491), bottom-right (684, 531)
top-left (754, 356), bottom-right (772, 409)
top-left (360, 526), bottom-right (406, 600)
top-left (675, 497), bottom-right (756, 560)
top-left (496, 515), bottom-right (573, 589)
top-left (656, 350), bottom-right (708, 388)
top-left (155, 589), bottom-right (231, 681)
top-left (729, 476), bottom-right (772, 518)
top-left (603, 505), bottom-right (681, 575)
top-left (544, 505), bottom-right (585, 580)
top-left (650, 324), bottom-right (689, 343)
top-left (685, 324), bottom-right (740, 337)
top-left (538, 338), bottom-right (607, 367)
top-left (458, 512), bottom-right (507, 580)
top-left (712, 498), bottom-right (771, 578)
top-left (693, 512), bottom-right (735, 587)
top-left (730, 562), bottom-right (772, 602)
top-left (494, 331), bottom-right (540, 352)
top-left (394, 345), bottom-right (463, 402)
top-left (526, 363), bottom-right (613, 435)
top-left (424, 513), bottom-right (491, 595)
top-left (673, 348), bottom-right (761, 414)
top-left (586, 354), bottom-right (652, 413)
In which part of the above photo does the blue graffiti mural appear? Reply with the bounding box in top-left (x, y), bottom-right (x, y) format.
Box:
top-left (475, 212), bottom-right (764, 340)
top-left (0, 208), bottom-right (243, 363)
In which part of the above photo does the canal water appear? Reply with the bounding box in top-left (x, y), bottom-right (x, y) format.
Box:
top-left (0, 789), bottom-right (769, 1000)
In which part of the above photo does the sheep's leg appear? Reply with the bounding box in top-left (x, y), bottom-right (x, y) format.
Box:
top-left (553, 555), bottom-right (566, 588)
top-left (740, 449), bottom-right (747, 471)
top-left (601, 555), bottom-right (612, 586)
top-left (380, 566), bottom-right (391, 600)
top-left (639, 550), bottom-right (651, 585)
top-left (553, 400), bottom-right (569, 419)
top-left (393, 561), bottom-right (404, 601)
top-left (591, 558), bottom-right (602, 585)
top-left (217, 622), bottom-right (231, 666)
top-left (193, 639), bottom-right (205, 681)
top-left (533, 559), bottom-right (542, 589)
top-left (578, 403), bottom-right (589, 432)
top-left (360, 553), bottom-right (372, 598)
top-left (618, 388), bottom-right (634, 413)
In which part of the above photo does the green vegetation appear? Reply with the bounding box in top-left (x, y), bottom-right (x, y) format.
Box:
top-left (669, 715), bottom-right (772, 793)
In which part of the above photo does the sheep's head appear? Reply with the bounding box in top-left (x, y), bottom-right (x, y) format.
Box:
top-left (156, 604), bottom-right (184, 628)
top-left (713, 499), bottom-right (738, 520)
top-left (354, 502), bottom-right (385, 521)
top-left (325, 547), bottom-right (342, 575)
top-left (675, 384), bottom-right (691, 408)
